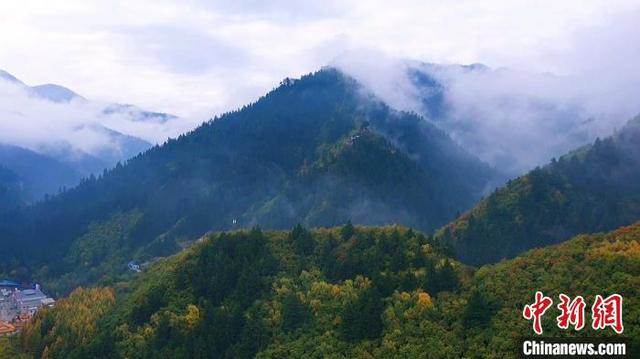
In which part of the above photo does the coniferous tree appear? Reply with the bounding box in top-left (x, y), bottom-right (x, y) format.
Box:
top-left (289, 224), bottom-right (314, 256)
top-left (339, 285), bottom-right (384, 342)
top-left (462, 290), bottom-right (493, 328)
top-left (432, 259), bottom-right (459, 293)
top-left (340, 220), bottom-right (355, 240)
top-left (281, 292), bottom-right (311, 332)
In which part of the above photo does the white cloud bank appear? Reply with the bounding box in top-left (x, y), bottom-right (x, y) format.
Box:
top-left (0, 77), bottom-right (193, 161)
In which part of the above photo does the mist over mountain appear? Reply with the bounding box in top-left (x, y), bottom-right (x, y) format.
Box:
top-left (0, 69), bottom-right (24, 84)
top-left (0, 68), bottom-right (184, 154)
top-left (335, 56), bottom-right (639, 177)
top-left (0, 68), bottom-right (497, 292)
top-left (30, 83), bottom-right (85, 103)
top-left (1, 4), bottom-right (640, 357)
top-left (0, 69), bottom-right (189, 199)
top-left (436, 114), bottom-right (640, 265)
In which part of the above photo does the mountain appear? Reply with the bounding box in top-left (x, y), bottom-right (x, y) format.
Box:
top-left (0, 69), bottom-right (24, 85)
top-left (0, 69), bottom-right (165, 138)
top-left (0, 144), bottom-right (81, 201)
top-left (400, 62), bottom-right (609, 177)
top-left (436, 115), bottom-right (640, 265)
top-left (38, 124), bottom-right (153, 177)
top-left (0, 70), bottom-right (171, 198)
top-left (12, 221), bottom-right (640, 357)
top-left (0, 68), bottom-right (496, 292)
top-left (88, 124), bottom-right (154, 169)
top-left (30, 83), bottom-right (85, 103)
top-left (0, 69), bottom-right (84, 103)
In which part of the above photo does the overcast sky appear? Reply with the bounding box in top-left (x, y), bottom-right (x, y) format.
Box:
top-left (1, 0), bottom-right (639, 120)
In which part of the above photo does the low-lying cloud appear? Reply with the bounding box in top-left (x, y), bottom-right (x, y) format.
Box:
top-left (0, 76), bottom-right (194, 163)
top-left (334, 9), bottom-right (640, 176)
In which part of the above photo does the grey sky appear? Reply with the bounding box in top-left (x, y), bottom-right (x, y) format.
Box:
top-left (1, 0), bottom-right (638, 120)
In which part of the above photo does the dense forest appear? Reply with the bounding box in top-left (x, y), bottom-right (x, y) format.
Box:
top-left (0, 68), bottom-right (496, 294)
top-left (0, 165), bottom-right (23, 212)
top-left (437, 115), bottom-right (640, 265)
top-left (3, 221), bottom-right (637, 358)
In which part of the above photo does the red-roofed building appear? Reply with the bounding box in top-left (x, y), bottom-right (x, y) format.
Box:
top-left (0, 321), bottom-right (16, 335)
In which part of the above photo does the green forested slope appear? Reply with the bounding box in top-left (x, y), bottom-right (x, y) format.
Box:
top-left (446, 222), bottom-right (640, 357)
top-left (0, 144), bottom-right (81, 202)
top-left (14, 222), bottom-right (639, 358)
top-left (17, 225), bottom-right (463, 358)
top-left (436, 116), bottom-right (640, 265)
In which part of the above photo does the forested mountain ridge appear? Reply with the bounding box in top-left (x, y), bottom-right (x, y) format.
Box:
top-left (0, 68), bottom-right (496, 294)
top-left (9, 221), bottom-right (639, 358)
top-left (0, 144), bottom-right (81, 202)
top-left (436, 115), bottom-right (640, 265)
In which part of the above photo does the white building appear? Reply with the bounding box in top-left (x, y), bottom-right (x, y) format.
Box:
top-left (0, 283), bottom-right (54, 323)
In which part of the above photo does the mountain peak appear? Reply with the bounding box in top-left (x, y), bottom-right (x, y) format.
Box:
top-left (31, 83), bottom-right (85, 103)
top-left (0, 69), bottom-right (25, 85)
top-left (0, 70), bottom-right (84, 103)
top-left (1, 66), bottom-right (497, 288)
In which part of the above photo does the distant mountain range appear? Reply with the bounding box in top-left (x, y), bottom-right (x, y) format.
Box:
top-left (0, 69), bottom-right (85, 103)
top-left (354, 61), bottom-right (613, 177)
top-left (0, 69), bottom-right (179, 203)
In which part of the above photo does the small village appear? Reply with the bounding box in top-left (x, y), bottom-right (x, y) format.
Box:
top-left (0, 280), bottom-right (55, 335)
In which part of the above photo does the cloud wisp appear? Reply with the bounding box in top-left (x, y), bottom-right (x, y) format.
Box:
top-left (0, 75), bottom-right (194, 165)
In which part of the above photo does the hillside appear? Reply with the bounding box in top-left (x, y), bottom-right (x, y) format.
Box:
top-left (0, 144), bottom-right (81, 201)
top-left (436, 115), bottom-right (640, 265)
top-left (15, 225), bottom-right (463, 358)
top-left (448, 221), bottom-right (640, 357)
top-left (0, 68), bottom-right (496, 293)
top-left (0, 165), bottom-right (24, 212)
top-left (10, 222), bottom-right (639, 358)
